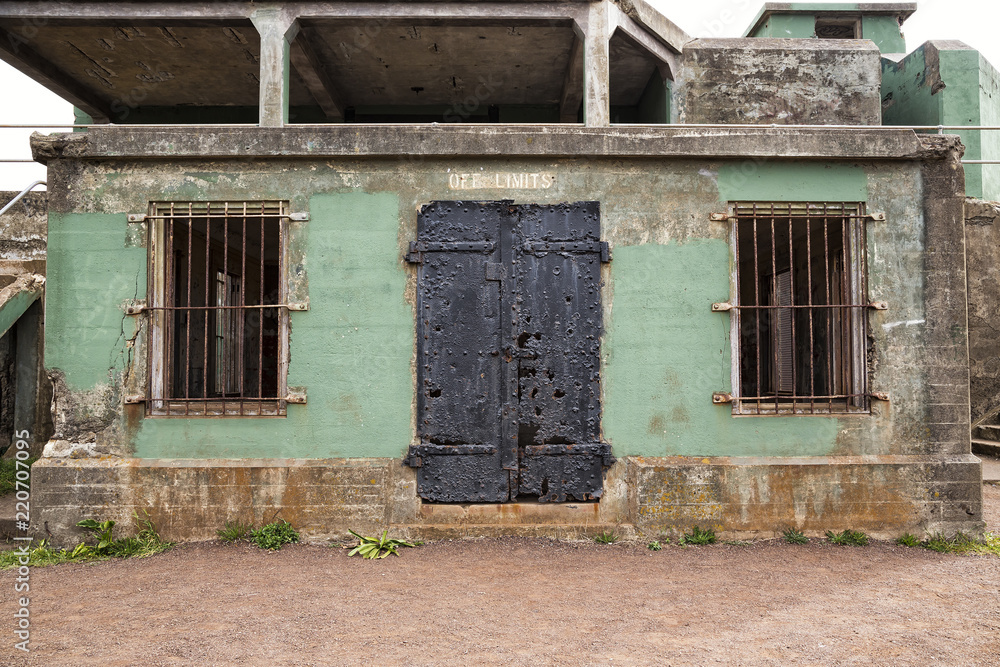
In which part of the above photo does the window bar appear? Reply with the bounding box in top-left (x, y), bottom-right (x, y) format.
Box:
top-left (184, 205), bottom-right (193, 415)
top-left (258, 207), bottom-right (265, 404)
top-left (859, 207), bottom-right (869, 411)
top-left (770, 205), bottom-right (779, 409)
top-left (239, 202), bottom-right (247, 416)
top-left (806, 206), bottom-right (815, 414)
top-left (752, 203), bottom-right (762, 414)
top-left (202, 203), bottom-right (211, 416)
top-left (787, 206), bottom-right (797, 411)
top-left (222, 202), bottom-right (230, 413)
top-left (823, 205), bottom-right (833, 413)
top-left (842, 204), bottom-right (851, 406)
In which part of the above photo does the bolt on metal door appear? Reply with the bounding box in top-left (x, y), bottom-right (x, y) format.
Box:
top-left (405, 201), bottom-right (613, 503)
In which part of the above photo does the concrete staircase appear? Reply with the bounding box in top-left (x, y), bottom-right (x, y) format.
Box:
top-left (972, 421), bottom-right (1000, 458)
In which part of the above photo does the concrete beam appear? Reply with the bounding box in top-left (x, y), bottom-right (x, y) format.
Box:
top-left (608, 3), bottom-right (679, 80)
top-left (578, 2), bottom-right (611, 127)
top-left (0, 25), bottom-right (110, 122)
top-left (559, 35), bottom-right (584, 123)
top-left (250, 9), bottom-right (299, 127)
top-left (289, 28), bottom-right (345, 121)
top-left (30, 126), bottom-right (947, 162)
top-left (0, 2), bottom-right (584, 22)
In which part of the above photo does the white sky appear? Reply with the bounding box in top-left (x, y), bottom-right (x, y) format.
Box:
top-left (0, 0), bottom-right (995, 191)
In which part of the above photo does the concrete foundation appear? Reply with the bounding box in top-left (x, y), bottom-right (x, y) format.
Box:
top-left (30, 454), bottom-right (984, 544)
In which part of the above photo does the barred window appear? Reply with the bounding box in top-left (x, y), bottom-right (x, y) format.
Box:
top-left (147, 201), bottom-right (288, 416)
top-left (730, 202), bottom-right (869, 415)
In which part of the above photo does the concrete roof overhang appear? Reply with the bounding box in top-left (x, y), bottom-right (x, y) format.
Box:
top-left (0, 1), bottom-right (689, 124)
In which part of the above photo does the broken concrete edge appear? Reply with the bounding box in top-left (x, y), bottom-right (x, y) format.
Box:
top-left (0, 274), bottom-right (43, 340)
top-left (26, 127), bottom-right (961, 163)
top-left (28, 454), bottom-right (984, 546)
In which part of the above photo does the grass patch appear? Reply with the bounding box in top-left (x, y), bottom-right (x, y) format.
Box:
top-left (217, 519), bottom-right (253, 543)
top-left (920, 531), bottom-right (999, 556)
top-left (594, 530), bottom-right (619, 544)
top-left (647, 540), bottom-right (662, 551)
top-left (250, 519), bottom-right (300, 551)
top-left (895, 533), bottom-right (921, 547)
top-left (825, 529), bottom-right (869, 546)
top-left (783, 528), bottom-right (809, 545)
top-left (679, 526), bottom-right (717, 546)
top-left (0, 457), bottom-right (37, 495)
top-left (0, 511), bottom-right (172, 569)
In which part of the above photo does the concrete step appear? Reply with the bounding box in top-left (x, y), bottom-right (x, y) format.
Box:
top-left (413, 501), bottom-right (608, 526)
top-left (392, 523), bottom-right (634, 541)
top-left (972, 439), bottom-right (1000, 458)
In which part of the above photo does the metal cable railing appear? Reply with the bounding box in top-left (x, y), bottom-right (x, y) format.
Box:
top-left (1, 122), bottom-right (1000, 164)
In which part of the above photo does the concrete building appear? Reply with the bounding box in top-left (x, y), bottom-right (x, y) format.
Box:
top-left (0, 0), bottom-right (984, 542)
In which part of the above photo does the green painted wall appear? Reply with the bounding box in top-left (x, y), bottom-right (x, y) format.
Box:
top-left (860, 16), bottom-right (905, 53)
top-left (44, 157), bottom-right (935, 462)
top-left (752, 15), bottom-right (816, 38)
top-left (45, 213), bottom-right (147, 390)
top-left (602, 161), bottom-right (865, 456)
top-left (133, 192), bottom-right (413, 458)
top-left (979, 53), bottom-right (1000, 200)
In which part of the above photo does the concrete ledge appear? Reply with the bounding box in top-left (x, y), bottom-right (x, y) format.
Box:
top-left (28, 454), bottom-right (984, 544)
top-left (28, 125), bottom-right (947, 163)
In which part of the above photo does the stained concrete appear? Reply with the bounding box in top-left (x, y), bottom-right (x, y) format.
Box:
top-left (965, 198), bottom-right (1000, 425)
top-left (675, 38), bottom-right (882, 125)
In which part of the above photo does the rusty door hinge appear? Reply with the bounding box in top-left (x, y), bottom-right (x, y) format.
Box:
top-left (125, 302), bottom-right (145, 315)
top-left (868, 301), bottom-right (888, 310)
top-left (127, 213), bottom-right (147, 223)
top-left (710, 213), bottom-right (730, 222)
top-left (870, 392), bottom-right (890, 401)
top-left (125, 394), bottom-right (145, 404)
top-left (866, 212), bottom-right (886, 222)
top-left (711, 302), bottom-right (733, 312)
top-left (712, 392), bottom-right (733, 404)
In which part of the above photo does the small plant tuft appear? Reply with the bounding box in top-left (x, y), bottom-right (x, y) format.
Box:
top-left (783, 528), bottom-right (809, 545)
top-left (346, 529), bottom-right (421, 559)
top-left (825, 529), bottom-right (869, 546)
top-left (0, 456), bottom-right (37, 495)
top-left (594, 530), bottom-right (619, 544)
top-left (250, 519), bottom-right (300, 551)
top-left (217, 519), bottom-right (253, 543)
top-left (679, 526), bottom-right (717, 546)
top-left (895, 533), bottom-right (921, 547)
top-left (647, 540), bottom-right (662, 551)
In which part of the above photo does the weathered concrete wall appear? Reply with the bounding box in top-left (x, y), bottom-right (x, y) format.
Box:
top-left (964, 198), bottom-right (1000, 424)
top-left (26, 127), bottom-right (980, 540)
top-left (0, 191), bottom-right (46, 267)
top-left (675, 38), bottom-right (882, 124)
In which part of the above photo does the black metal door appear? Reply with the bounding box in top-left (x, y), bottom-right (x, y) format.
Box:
top-left (406, 201), bottom-right (613, 502)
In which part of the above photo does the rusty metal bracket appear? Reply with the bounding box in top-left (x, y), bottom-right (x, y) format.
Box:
top-left (124, 394), bottom-right (145, 404)
top-left (125, 302), bottom-right (145, 315)
top-left (866, 212), bottom-right (886, 222)
top-left (712, 392), bottom-right (733, 404)
top-left (127, 213), bottom-right (147, 223)
top-left (287, 212), bottom-right (309, 222)
top-left (710, 212), bottom-right (731, 222)
top-left (868, 301), bottom-right (888, 310)
top-left (286, 390), bottom-right (307, 404)
top-left (711, 302), bottom-right (733, 312)
top-left (287, 302), bottom-right (309, 312)
top-left (870, 392), bottom-right (890, 401)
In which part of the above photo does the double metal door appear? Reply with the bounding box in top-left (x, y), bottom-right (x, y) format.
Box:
top-left (405, 201), bottom-right (613, 502)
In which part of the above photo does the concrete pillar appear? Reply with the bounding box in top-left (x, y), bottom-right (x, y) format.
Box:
top-left (580, 2), bottom-right (611, 127)
top-left (251, 9), bottom-right (300, 127)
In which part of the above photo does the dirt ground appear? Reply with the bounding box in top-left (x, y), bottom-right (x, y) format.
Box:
top-left (0, 485), bottom-right (997, 666)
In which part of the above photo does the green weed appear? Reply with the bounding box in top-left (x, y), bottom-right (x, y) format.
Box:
top-left (647, 540), bottom-right (662, 551)
top-left (0, 510), bottom-right (171, 569)
top-left (0, 457), bottom-right (37, 495)
top-left (594, 530), bottom-right (619, 544)
top-left (346, 529), bottom-right (421, 559)
top-left (679, 526), bottom-right (717, 545)
top-left (250, 519), bottom-right (300, 551)
top-left (217, 519), bottom-right (253, 543)
top-left (783, 528), bottom-right (809, 545)
top-left (895, 533), bottom-right (921, 547)
top-left (825, 529), bottom-right (869, 546)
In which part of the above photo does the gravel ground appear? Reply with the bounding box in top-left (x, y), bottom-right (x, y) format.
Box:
top-left (0, 485), bottom-right (997, 666)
